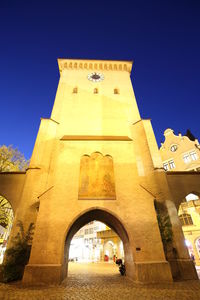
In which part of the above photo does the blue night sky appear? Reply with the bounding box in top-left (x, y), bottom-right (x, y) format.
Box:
top-left (0, 1), bottom-right (200, 159)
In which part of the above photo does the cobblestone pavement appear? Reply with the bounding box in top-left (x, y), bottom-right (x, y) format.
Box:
top-left (1, 262), bottom-right (200, 300)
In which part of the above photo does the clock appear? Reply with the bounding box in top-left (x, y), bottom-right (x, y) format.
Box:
top-left (87, 72), bottom-right (104, 82)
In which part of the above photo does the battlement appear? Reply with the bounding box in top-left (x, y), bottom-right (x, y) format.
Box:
top-left (58, 58), bottom-right (133, 74)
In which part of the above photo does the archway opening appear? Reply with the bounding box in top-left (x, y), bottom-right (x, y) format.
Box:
top-left (178, 192), bottom-right (200, 270)
top-left (69, 221), bottom-right (124, 263)
top-left (63, 209), bottom-right (133, 281)
top-left (0, 195), bottom-right (14, 263)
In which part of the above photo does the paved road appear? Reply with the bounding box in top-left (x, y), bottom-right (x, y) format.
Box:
top-left (1, 262), bottom-right (200, 300)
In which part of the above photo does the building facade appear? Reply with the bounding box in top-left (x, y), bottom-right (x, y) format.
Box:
top-left (0, 59), bottom-right (200, 285)
top-left (160, 128), bottom-right (200, 172)
top-left (69, 221), bottom-right (106, 262)
top-left (178, 198), bottom-right (200, 265)
top-left (160, 128), bottom-right (200, 265)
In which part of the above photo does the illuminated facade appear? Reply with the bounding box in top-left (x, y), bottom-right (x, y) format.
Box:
top-left (178, 196), bottom-right (200, 265)
top-left (97, 228), bottom-right (124, 261)
top-left (160, 129), bottom-right (200, 265)
top-left (0, 59), bottom-right (200, 285)
top-left (160, 128), bottom-right (200, 172)
top-left (70, 221), bottom-right (124, 262)
top-left (69, 221), bottom-right (106, 262)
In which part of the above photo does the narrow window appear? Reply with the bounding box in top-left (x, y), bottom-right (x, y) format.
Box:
top-left (114, 88), bottom-right (119, 94)
top-left (163, 163), bottom-right (169, 171)
top-left (169, 160), bottom-right (175, 169)
top-left (94, 88), bottom-right (98, 94)
top-left (183, 153), bottom-right (191, 163)
top-left (190, 151), bottom-right (198, 161)
top-left (73, 87), bottom-right (78, 94)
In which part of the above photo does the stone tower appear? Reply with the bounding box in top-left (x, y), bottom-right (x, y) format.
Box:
top-left (1, 59), bottom-right (199, 284)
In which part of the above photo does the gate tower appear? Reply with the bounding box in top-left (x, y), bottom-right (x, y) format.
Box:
top-left (1, 59), bottom-right (199, 284)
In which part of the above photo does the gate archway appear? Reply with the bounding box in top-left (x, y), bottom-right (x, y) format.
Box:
top-left (0, 195), bottom-right (14, 263)
top-left (63, 208), bottom-right (134, 280)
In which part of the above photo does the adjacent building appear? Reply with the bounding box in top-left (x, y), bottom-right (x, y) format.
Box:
top-left (69, 221), bottom-right (106, 262)
top-left (160, 128), bottom-right (200, 172)
top-left (160, 128), bottom-right (200, 265)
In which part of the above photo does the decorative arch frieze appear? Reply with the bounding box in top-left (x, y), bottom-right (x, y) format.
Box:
top-left (58, 59), bottom-right (133, 73)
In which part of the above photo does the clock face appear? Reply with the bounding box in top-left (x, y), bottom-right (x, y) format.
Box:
top-left (87, 72), bottom-right (104, 82)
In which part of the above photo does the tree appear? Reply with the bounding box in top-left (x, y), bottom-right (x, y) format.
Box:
top-left (2, 221), bottom-right (34, 282)
top-left (154, 201), bottom-right (174, 259)
top-left (0, 145), bottom-right (29, 172)
top-left (0, 145), bottom-right (29, 239)
top-left (0, 197), bottom-right (12, 229)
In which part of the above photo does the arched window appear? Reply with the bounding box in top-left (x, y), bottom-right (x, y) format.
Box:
top-left (94, 88), bottom-right (98, 94)
top-left (185, 193), bottom-right (199, 201)
top-left (73, 87), bottom-right (78, 94)
top-left (114, 88), bottom-right (119, 94)
top-left (179, 214), bottom-right (193, 226)
top-left (196, 238), bottom-right (200, 257)
top-left (0, 196), bottom-right (14, 263)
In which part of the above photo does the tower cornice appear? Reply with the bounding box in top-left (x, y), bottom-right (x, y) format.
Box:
top-left (57, 58), bottom-right (133, 74)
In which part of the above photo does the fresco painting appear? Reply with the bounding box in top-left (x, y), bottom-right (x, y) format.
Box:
top-left (79, 152), bottom-right (116, 199)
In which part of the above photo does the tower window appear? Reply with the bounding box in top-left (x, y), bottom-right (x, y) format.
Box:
top-left (179, 214), bottom-right (193, 226)
top-left (114, 88), bottom-right (119, 94)
top-left (73, 87), bottom-right (78, 94)
top-left (94, 88), bottom-right (98, 94)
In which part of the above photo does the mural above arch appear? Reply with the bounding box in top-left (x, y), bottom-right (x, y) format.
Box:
top-left (78, 152), bottom-right (116, 200)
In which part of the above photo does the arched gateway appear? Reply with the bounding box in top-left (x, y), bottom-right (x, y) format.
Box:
top-left (63, 209), bottom-right (133, 279)
top-left (1, 59), bottom-right (199, 284)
